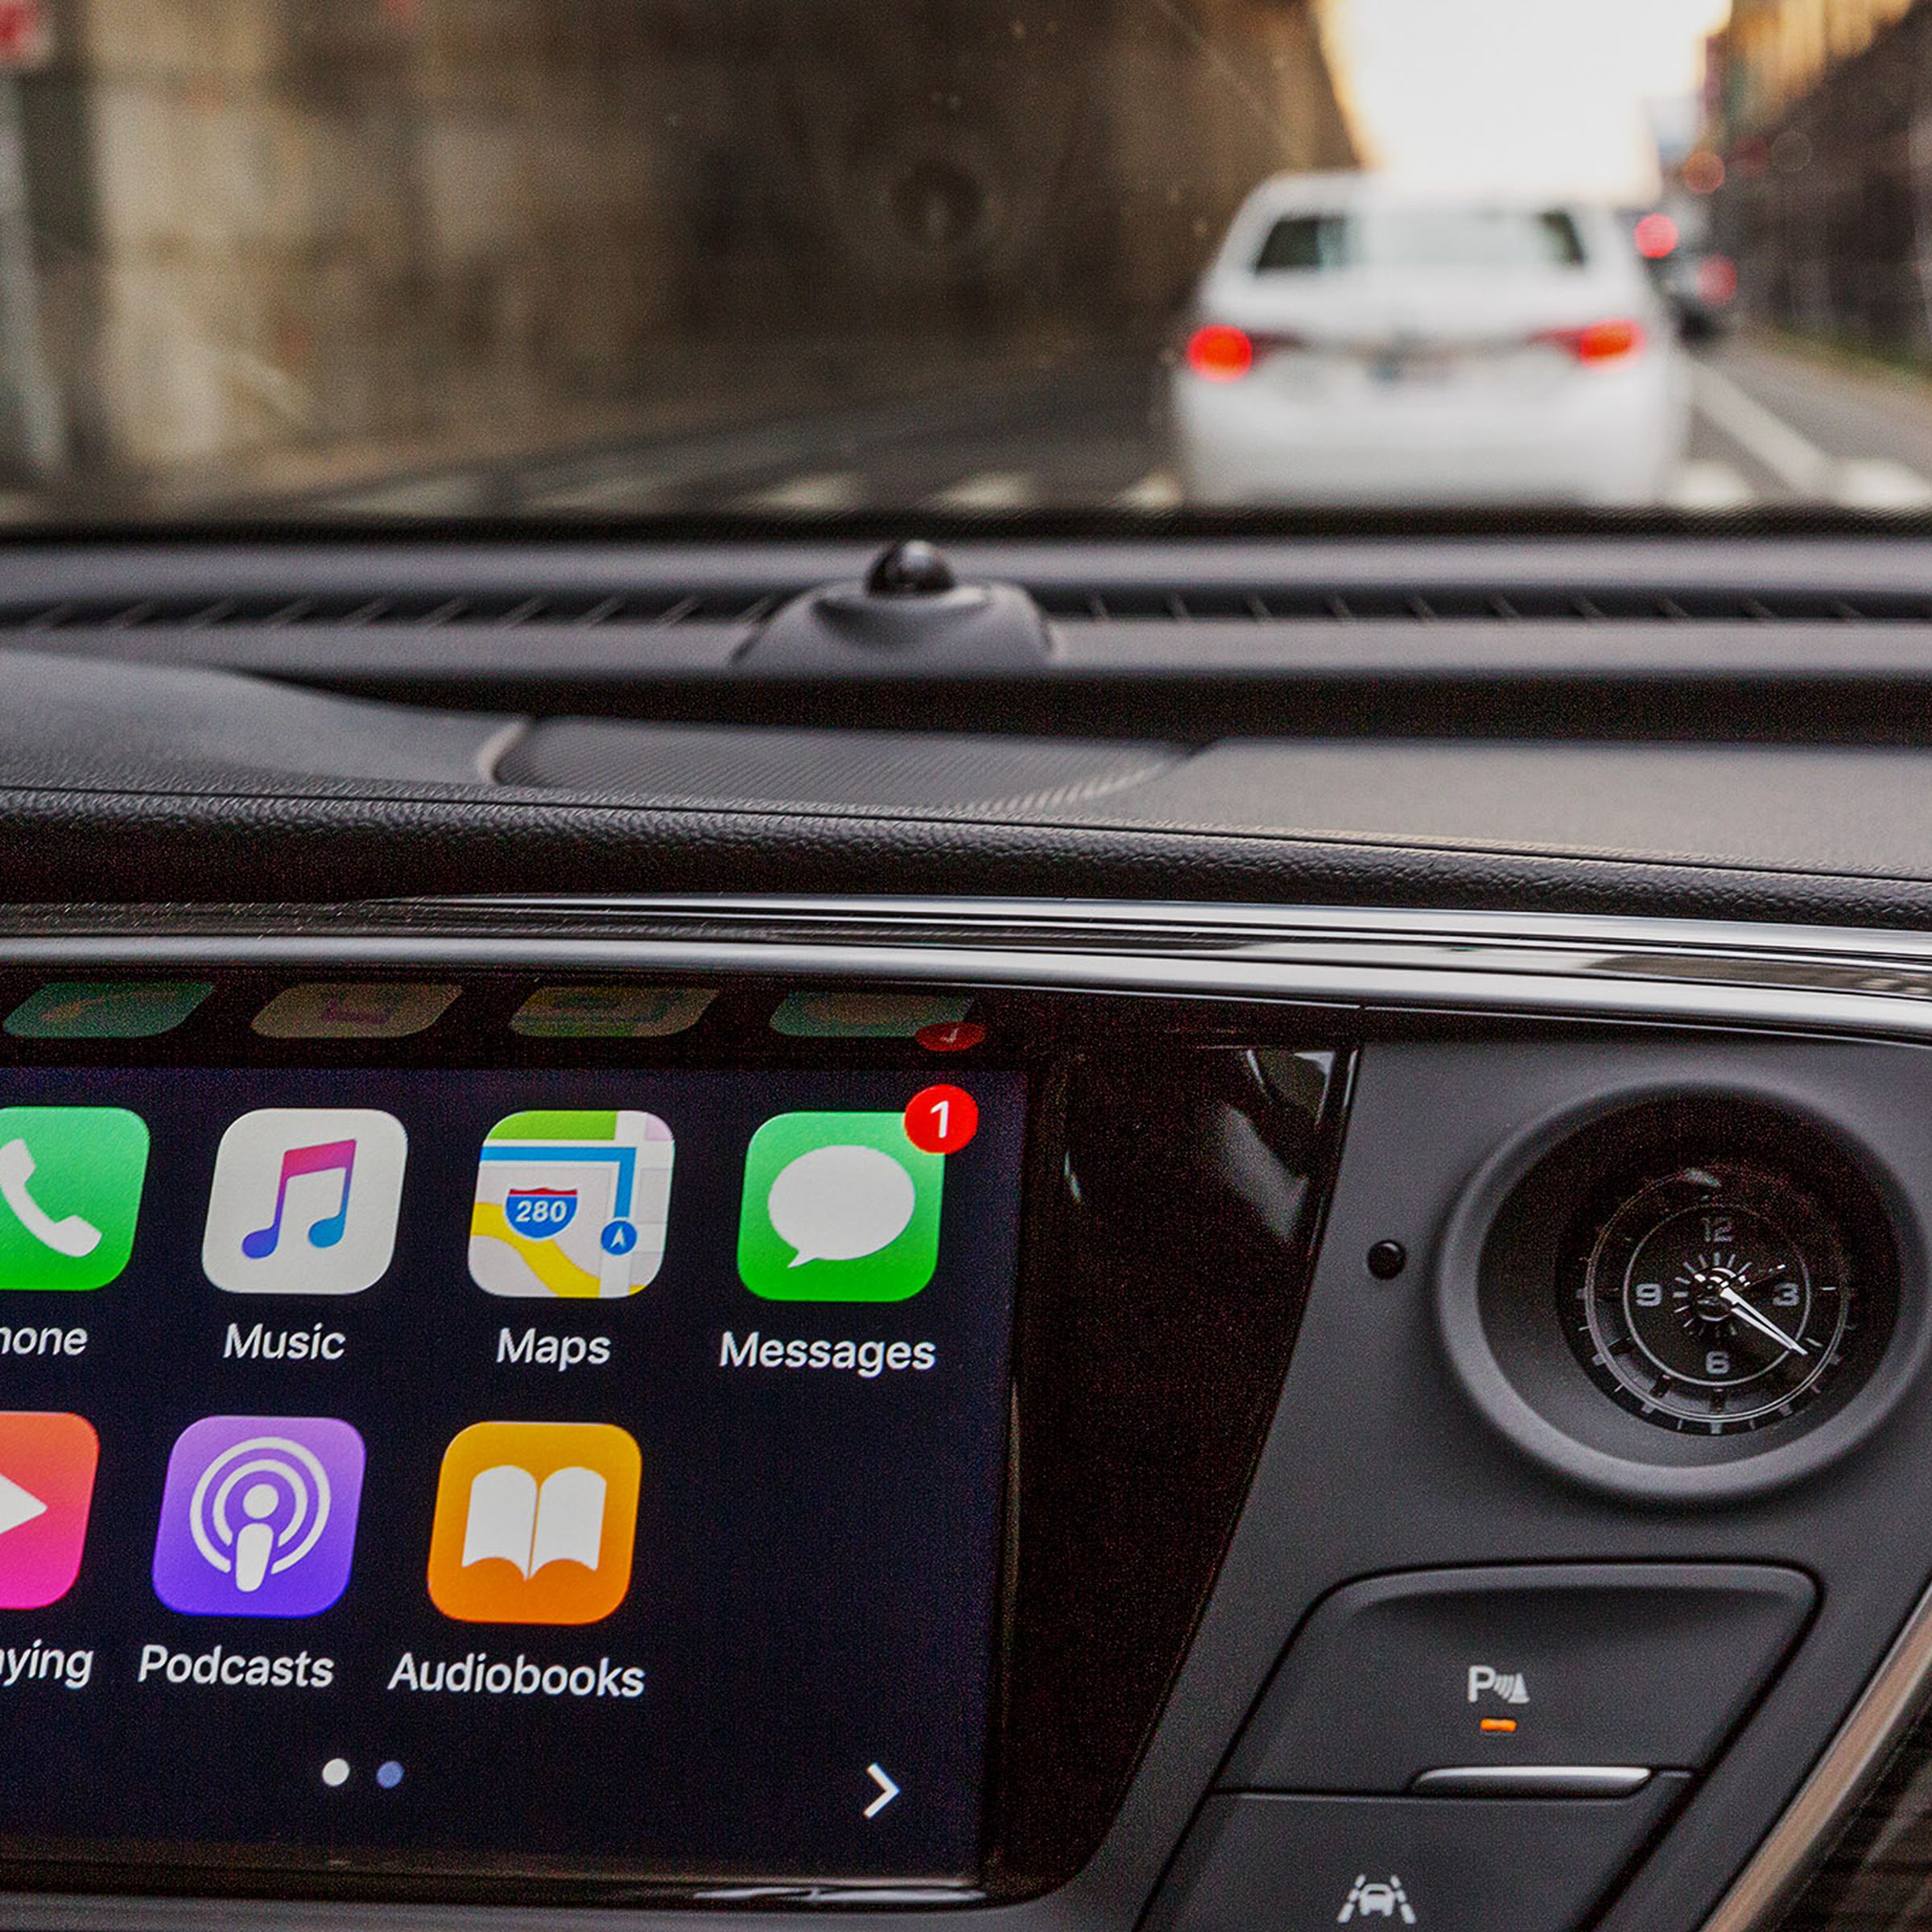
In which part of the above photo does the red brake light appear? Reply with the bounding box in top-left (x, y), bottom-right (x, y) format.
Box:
top-left (1187, 324), bottom-right (1254, 382)
top-left (1536, 319), bottom-right (1645, 364)
top-left (1575, 319), bottom-right (1645, 362)
top-left (1633, 213), bottom-right (1679, 260)
top-left (1697, 255), bottom-right (1739, 305)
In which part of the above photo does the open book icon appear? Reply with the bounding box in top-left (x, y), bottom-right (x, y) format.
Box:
top-left (460, 1463), bottom-right (607, 1578)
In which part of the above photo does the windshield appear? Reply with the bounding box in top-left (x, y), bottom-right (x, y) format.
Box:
top-left (0, 0), bottom-right (1918, 522)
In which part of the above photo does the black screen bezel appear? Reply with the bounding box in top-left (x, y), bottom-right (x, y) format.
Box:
top-left (0, 960), bottom-right (1344, 1909)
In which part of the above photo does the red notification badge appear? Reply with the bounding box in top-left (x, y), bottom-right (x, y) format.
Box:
top-left (916, 1018), bottom-right (986, 1054)
top-left (904, 1084), bottom-right (978, 1155)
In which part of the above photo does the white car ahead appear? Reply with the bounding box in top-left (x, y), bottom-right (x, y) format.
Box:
top-left (1171, 175), bottom-right (1689, 506)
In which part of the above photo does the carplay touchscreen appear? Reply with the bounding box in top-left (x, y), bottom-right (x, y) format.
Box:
top-left (0, 1063), bottom-right (1025, 1886)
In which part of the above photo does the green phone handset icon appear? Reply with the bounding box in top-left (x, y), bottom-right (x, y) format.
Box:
top-left (0, 1108), bottom-right (149, 1290)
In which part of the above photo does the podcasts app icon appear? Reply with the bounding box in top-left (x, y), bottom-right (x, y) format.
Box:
top-left (152, 1416), bottom-right (365, 1618)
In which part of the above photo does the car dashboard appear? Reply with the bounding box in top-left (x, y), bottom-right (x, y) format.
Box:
top-left (6, 531), bottom-right (1932, 1932)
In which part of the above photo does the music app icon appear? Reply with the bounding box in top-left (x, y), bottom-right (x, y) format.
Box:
top-left (203, 1110), bottom-right (407, 1296)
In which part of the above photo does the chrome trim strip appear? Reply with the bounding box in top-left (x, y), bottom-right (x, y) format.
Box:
top-left (1410, 1767), bottom-right (1653, 1798)
top-left (1701, 1579), bottom-right (1932, 1932)
top-left (27, 892), bottom-right (1932, 956)
top-left (391, 895), bottom-right (1932, 964)
top-left (8, 898), bottom-right (1932, 1043)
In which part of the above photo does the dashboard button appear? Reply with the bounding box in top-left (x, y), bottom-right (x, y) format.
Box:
top-left (1155, 1784), bottom-right (1687, 1932)
top-left (1226, 1564), bottom-right (1811, 1793)
top-left (1408, 1765), bottom-right (1651, 1798)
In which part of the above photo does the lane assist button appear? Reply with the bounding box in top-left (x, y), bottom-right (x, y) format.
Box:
top-left (1154, 1783), bottom-right (1688, 1932)
top-left (1225, 1563), bottom-right (1813, 1793)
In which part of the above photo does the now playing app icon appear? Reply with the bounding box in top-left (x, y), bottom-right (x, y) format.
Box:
top-left (152, 1417), bottom-right (365, 1617)
top-left (0, 1412), bottom-right (99, 1610)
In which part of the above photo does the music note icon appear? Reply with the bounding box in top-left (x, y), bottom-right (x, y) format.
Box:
top-left (204, 1111), bottom-right (408, 1296)
top-left (240, 1140), bottom-right (357, 1260)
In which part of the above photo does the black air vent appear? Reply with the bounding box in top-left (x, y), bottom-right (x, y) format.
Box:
top-left (1028, 586), bottom-right (1932, 622)
top-left (0, 590), bottom-right (793, 631)
top-left (2, 585), bottom-right (1926, 632)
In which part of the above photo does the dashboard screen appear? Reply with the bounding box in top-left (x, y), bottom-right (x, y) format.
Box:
top-left (0, 1063), bottom-right (1026, 1888)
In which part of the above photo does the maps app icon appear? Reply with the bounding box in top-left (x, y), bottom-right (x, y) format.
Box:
top-left (469, 1111), bottom-right (675, 1298)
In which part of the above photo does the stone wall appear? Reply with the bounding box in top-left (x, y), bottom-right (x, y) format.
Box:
top-left (22, 0), bottom-right (1356, 477)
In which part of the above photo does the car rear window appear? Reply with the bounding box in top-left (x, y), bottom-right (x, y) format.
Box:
top-left (1255, 208), bottom-right (1587, 273)
top-left (1254, 213), bottom-right (1351, 271)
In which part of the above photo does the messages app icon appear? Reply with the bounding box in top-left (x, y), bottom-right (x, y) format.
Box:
top-left (0, 1108), bottom-right (148, 1292)
top-left (738, 1113), bottom-right (943, 1302)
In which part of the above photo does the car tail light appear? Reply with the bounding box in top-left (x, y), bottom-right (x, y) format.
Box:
top-left (1187, 324), bottom-right (1256, 382)
top-left (1633, 212), bottom-right (1679, 259)
top-left (1697, 255), bottom-right (1739, 305)
top-left (1535, 319), bottom-right (1646, 364)
top-left (1184, 325), bottom-right (1307, 381)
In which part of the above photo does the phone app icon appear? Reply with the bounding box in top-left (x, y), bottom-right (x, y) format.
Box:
top-left (252, 983), bottom-right (458, 1039)
top-left (5, 981), bottom-right (213, 1040)
top-left (0, 1107), bottom-right (149, 1292)
top-left (511, 986), bottom-right (716, 1039)
top-left (469, 1111), bottom-right (675, 1298)
top-left (152, 1416), bottom-right (364, 1617)
top-left (427, 1421), bottom-right (641, 1625)
top-left (0, 1413), bottom-right (99, 1610)
top-left (770, 991), bottom-right (972, 1039)
top-left (203, 1109), bottom-right (407, 1296)
top-left (738, 1113), bottom-right (943, 1302)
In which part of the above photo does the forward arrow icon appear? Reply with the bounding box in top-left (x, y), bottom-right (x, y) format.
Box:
top-left (0, 1469), bottom-right (48, 1538)
top-left (864, 1763), bottom-right (900, 1819)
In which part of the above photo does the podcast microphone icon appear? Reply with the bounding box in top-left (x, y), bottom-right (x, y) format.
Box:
top-left (153, 1417), bottom-right (365, 1618)
top-left (201, 1443), bottom-right (325, 1593)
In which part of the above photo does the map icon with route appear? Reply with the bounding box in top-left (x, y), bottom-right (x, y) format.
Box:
top-left (469, 1110), bottom-right (675, 1298)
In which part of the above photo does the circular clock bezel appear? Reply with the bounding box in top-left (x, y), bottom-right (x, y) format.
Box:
top-left (1561, 1157), bottom-right (1859, 1433)
top-left (1437, 1084), bottom-right (1917, 1501)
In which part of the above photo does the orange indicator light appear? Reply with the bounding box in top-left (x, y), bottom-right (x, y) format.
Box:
top-left (1480, 1718), bottom-right (1517, 1733)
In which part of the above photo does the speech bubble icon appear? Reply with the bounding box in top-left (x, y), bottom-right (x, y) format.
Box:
top-left (766, 1143), bottom-right (916, 1267)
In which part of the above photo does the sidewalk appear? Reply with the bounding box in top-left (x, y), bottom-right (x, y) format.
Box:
top-left (33, 334), bottom-right (1150, 525)
top-left (1739, 326), bottom-right (1932, 434)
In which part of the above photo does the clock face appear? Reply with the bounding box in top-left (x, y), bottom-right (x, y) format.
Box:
top-left (1562, 1158), bottom-right (1861, 1435)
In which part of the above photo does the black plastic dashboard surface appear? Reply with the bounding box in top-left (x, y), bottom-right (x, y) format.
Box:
top-left (15, 533), bottom-right (1932, 926)
top-left (19, 530), bottom-right (1932, 1930)
top-left (2, 904), bottom-right (1932, 1932)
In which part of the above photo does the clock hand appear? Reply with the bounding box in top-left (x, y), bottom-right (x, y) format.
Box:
top-left (1716, 1283), bottom-right (1811, 1356)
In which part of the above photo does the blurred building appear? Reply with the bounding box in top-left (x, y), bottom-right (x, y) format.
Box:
top-left (1706, 0), bottom-right (1915, 139)
top-left (11, 0), bottom-right (1356, 484)
top-left (1703, 0), bottom-right (1932, 353)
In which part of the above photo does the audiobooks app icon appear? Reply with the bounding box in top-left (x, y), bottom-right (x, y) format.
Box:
top-left (427, 1422), bottom-right (640, 1625)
